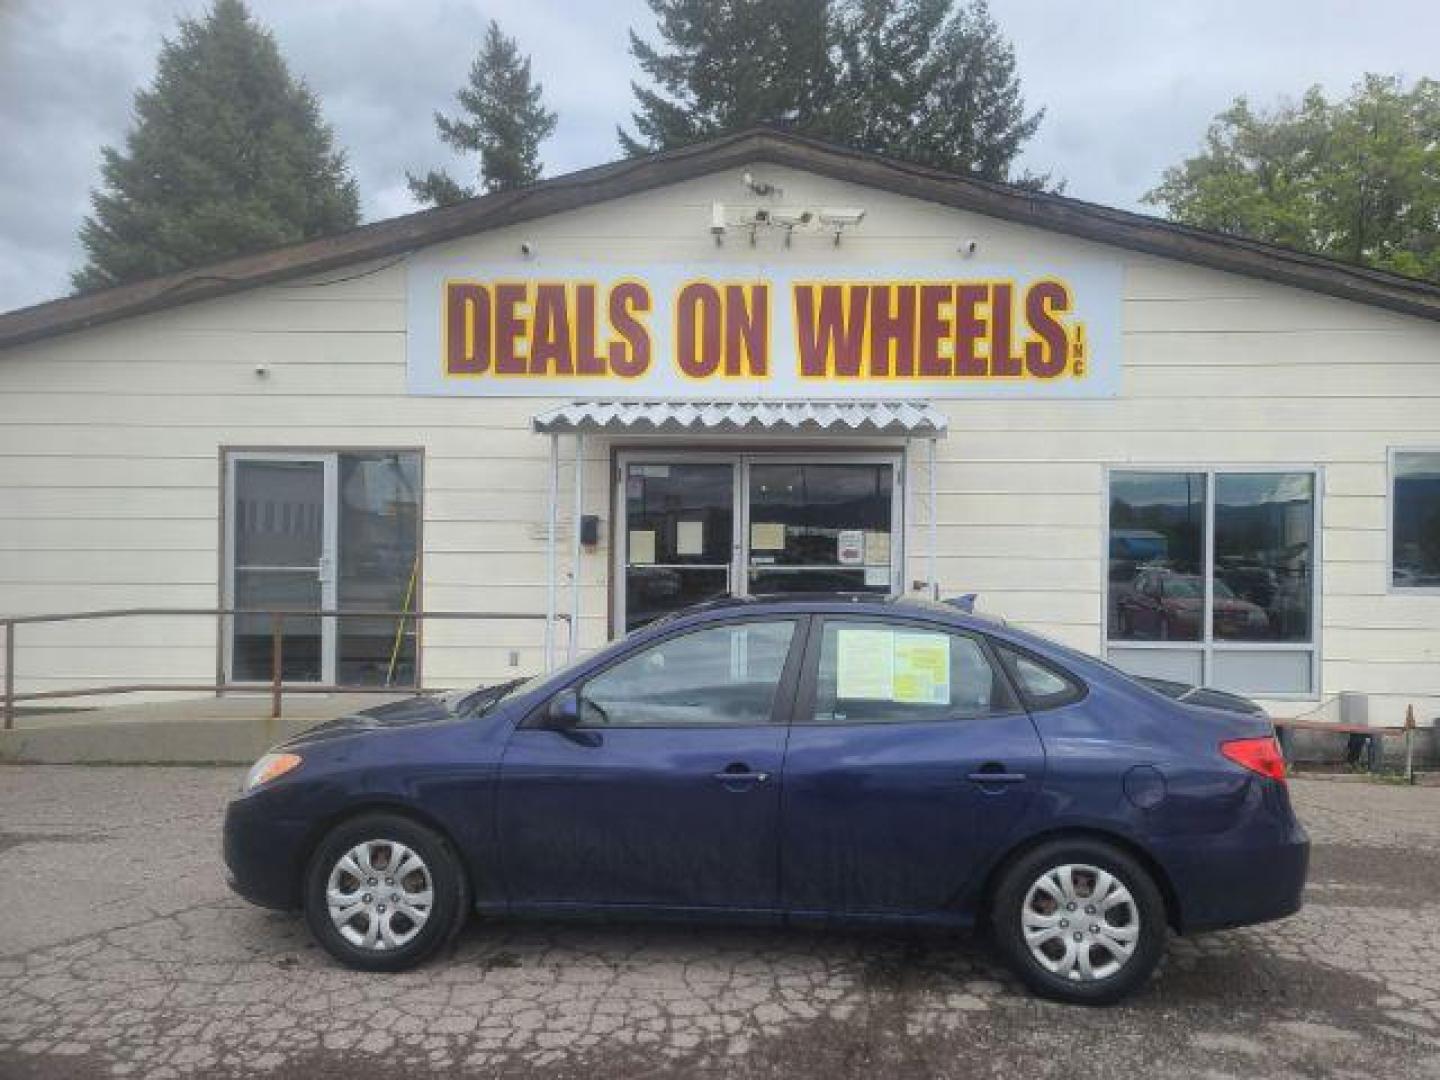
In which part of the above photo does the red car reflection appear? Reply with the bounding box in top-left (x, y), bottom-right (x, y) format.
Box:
top-left (1116, 569), bottom-right (1269, 640)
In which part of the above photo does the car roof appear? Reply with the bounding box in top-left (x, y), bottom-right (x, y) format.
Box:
top-left (651, 593), bottom-right (1007, 632)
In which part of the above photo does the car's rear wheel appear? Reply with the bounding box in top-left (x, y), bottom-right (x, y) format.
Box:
top-left (303, 812), bottom-right (466, 972)
top-left (991, 838), bottom-right (1166, 1005)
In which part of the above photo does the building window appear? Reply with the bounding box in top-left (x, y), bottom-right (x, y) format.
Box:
top-left (1392, 451), bottom-right (1440, 590)
top-left (1106, 469), bottom-right (1318, 697)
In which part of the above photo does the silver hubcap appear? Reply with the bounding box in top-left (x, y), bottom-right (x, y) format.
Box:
top-left (1021, 863), bottom-right (1140, 982)
top-left (326, 839), bottom-right (433, 951)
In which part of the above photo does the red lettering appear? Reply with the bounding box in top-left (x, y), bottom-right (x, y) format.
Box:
top-left (444, 282), bottom-right (489, 375)
top-left (990, 284), bottom-right (1023, 377)
top-left (868, 285), bottom-right (916, 377)
top-left (529, 284), bottom-right (573, 375)
top-left (492, 283), bottom-right (527, 374)
top-left (953, 284), bottom-right (988, 377)
top-left (1024, 280), bottom-right (1072, 378)
top-left (676, 283), bottom-right (722, 378)
top-left (724, 284), bottom-right (767, 376)
top-left (795, 285), bottom-right (868, 377)
top-left (608, 282), bottom-right (651, 378)
top-left (917, 284), bottom-right (951, 377)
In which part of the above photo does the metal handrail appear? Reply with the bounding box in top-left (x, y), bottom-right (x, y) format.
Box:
top-left (0, 607), bottom-right (570, 728)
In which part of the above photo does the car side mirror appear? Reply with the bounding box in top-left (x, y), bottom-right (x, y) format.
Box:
top-left (544, 689), bottom-right (582, 730)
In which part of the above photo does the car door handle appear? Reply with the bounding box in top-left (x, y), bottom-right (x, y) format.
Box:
top-left (967, 769), bottom-right (1027, 784)
top-left (713, 769), bottom-right (771, 784)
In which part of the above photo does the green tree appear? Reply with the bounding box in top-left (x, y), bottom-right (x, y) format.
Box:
top-left (74, 0), bottom-right (359, 292)
top-left (619, 0), bottom-right (834, 156)
top-left (408, 20), bottom-right (558, 205)
top-left (620, 0), bottom-right (1048, 187)
top-left (1145, 75), bottom-right (1440, 281)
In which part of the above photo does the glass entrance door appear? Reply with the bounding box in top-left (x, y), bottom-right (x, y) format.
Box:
top-left (617, 454), bottom-right (900, 632)
top-left (622, 462), bottom-right (736, 631)
top-left (226, 451), bottom-right (424, 686)
top-left (746, 462), bottom-right (895, 596)
top-left (227, 454), bottom-right (336, 683)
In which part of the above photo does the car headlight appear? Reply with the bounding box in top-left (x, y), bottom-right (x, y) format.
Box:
top-left (244, 752), bottom-right (302, 792)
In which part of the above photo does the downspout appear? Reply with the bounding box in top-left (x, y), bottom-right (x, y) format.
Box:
top-left (928, 436), bottom-right (938, 600)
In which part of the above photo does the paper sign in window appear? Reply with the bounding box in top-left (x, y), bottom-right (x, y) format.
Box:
top-left (837, 530), bottom-right (864, 565)
top-left (751, 522), bottom-right (786, 550)
top-left (629, 530), bottom-right (656, 565)
top-left (676, 520), bottom-right (703, 556)
top-left (893, 632), bottom-right (951, 704)
top-left (835, 627), bottom-right (896, 700)
top-left (864, 531), bottom-right (890, 566)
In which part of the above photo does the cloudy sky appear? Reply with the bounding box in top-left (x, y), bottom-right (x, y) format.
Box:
top-left (0, 0), bottom-right (1435, 313)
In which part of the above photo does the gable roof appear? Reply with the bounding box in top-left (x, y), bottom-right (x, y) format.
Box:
top-left (5, 126), bottom-right (1440, 351)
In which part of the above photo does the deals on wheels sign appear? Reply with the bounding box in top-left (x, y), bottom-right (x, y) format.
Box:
top-left (405, 259), bottom-right (1122, 399)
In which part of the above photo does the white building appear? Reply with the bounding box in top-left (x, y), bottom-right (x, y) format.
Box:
top-left (1, 129), bottom-right (1437, 727)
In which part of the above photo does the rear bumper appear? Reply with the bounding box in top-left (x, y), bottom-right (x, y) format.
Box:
top-left (1161, 790), bottom-right (1310, 934)
top-left (222, 795), bottom-right (312, 911)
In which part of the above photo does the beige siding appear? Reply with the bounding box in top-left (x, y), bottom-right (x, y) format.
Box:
top-left (2, 161), bottom-right (1438, 725)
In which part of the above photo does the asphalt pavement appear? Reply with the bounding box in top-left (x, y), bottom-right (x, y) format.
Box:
top-left (1, 765), bottom-right (1438, 1079)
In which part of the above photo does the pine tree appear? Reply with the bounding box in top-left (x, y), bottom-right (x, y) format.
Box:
top-left (620, 0), bottom-right (1049, 187)
top-left (906, 1), bottom-right (1048, 186)
top-left (73, 0), bottom-right (359, 293)
top-left (408, 21), bottom-right (558, 205)
top-left (619, 0), bottom-right (834, 156)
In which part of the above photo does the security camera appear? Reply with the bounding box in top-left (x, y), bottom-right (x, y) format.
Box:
top-left (743, 172), bottom-right (781, 197)
top-left (519, 241), bottom-right (536, 258)
top-left (960, 238), bottom-right (979, 256)
top-left (817, 208), bottom-right (866, 227)
top-left (768, 208), bottom-right (814, 228)
top-left (710, 202), bottom-right (727, 245)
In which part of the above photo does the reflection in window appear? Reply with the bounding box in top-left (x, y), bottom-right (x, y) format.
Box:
top-left (1214, 473), bottom-right (1313, 642)
top-left (1394, 452), bottom-right (1440, 589)
top-left (337, 452), bottom-right (422, 686)
top-left (581, 621), bottom-right (796, 726)
top-left (1108, 472), bottom-right (1204, 641)
top-left (748, 463), bottom-right (893, 596)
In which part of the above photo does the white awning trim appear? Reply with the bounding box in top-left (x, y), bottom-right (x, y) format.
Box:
top-left (532, 400), bottom-right (948, 437)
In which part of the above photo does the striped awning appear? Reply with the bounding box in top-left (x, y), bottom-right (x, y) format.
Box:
top-left (531, 400), bottom-right (948, 437)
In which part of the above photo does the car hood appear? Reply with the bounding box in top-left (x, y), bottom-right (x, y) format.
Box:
top-left (280, 682), bottom-right (522, 749)
top-left (281, 695), bottom-right (452, 747)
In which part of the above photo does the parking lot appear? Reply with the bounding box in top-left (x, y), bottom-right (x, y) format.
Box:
top-left (1, 766), bottom-right (1438, 1079)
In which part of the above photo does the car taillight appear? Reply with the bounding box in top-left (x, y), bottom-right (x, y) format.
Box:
top-left (1220, 736), bottom-right (1287, 783)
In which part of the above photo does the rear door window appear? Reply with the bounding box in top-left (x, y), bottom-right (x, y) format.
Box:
top-left (808, 619), bottom-right (1016, 724)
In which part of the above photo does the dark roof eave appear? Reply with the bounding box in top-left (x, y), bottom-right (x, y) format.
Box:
top-left (4, 126), bottom-right (1440, 351)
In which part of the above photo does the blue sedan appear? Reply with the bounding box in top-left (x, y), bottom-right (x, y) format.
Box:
top-left (224, 595), bottom-right (1308, 1004)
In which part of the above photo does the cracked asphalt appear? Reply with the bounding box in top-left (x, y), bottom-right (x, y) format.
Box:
top-left (2, 766), bottom-right (1439, 1079)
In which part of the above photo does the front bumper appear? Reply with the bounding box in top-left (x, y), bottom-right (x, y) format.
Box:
top-left (222, 794), bottom-right (313, 911)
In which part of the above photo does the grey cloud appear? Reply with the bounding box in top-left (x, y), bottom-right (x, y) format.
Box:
top-left (1, 0), bottom-right (1435, 313)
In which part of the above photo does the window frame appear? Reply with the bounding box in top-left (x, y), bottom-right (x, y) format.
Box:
top-left (535, 614), bottom-right (810, 730)
top-left (793, 613), bottom-right (1023, 727)
top-left (1101, 464), bottom-right (1324, 700)
top-left (1388, 447), bottom-right (1440, 596)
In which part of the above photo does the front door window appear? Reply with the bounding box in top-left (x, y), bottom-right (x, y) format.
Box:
top-left (619, 455), bottom-right (900, 632)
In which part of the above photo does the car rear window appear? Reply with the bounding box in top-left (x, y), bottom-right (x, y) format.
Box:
top-left (994, 645), bottom-right (1086, 711)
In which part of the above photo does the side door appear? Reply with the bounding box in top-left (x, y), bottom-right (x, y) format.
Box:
top-left (779, 615), bottom-right (1046, 916)
top-left (497, 616), bottom-right (805, 912)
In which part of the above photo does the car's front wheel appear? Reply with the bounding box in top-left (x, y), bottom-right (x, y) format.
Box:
top-left (991, 838), bottom-right (1167, 1005)
top-left (303, 812), bottom-right (467, 972)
